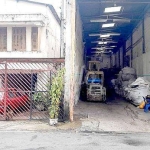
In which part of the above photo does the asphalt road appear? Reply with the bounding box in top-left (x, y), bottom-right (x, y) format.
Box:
top-left (0, 131), bottom-right (150, 150)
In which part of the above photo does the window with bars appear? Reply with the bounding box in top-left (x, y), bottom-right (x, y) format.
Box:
top-left (12, 27), bottom-right (26, 51)
top-left (0, 27), bottom-right (7, 51)
top-left (32, 27), bottom-right (38, 51)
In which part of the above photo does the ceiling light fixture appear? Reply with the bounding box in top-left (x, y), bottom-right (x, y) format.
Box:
top-left (89, 33), bottom-right (120, 37)
top-left (91, 47), bottom-right (113, 50)
top-left (89, 34), bottom-right (101, 36)
top-left (100, 34), bottom-right (110, 38)
top-left (90, 19), bottom-right (107, 23)
top-left (113, 19), bottom-right (130, 23)
top-left (109, 33), bottom-right (120, 36)
top-left (92, 41), bottom-right (117, 43)
top-left (91, 47), bottom-right (103, 49)
top-left (110, 46), bottom-right (117, 48)
top-left (104, 6), bottom-right (122, 13)
top-left (98, 42), bottom-right (107, 44)
top-left (102, 23), bottom-right (115, 28)
top-left (91, 51), bottom-right (104, 53)
top-left (90, 18), bottom-right (130, 23)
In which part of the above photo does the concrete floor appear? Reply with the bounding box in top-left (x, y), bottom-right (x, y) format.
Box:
top-left (74, 97), bottom-right (150, 133)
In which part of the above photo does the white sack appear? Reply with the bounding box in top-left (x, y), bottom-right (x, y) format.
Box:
top-left (125, 77), bottom-right (150, 105)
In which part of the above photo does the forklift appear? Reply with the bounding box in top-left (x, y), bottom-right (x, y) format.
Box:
top-left (85, 61), bottom-right (106, 102)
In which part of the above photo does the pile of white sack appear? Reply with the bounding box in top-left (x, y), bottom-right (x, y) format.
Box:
top-left (124, 77), bottom-right (150, 106)
top-left (114, 67), bottom-right (136, 97)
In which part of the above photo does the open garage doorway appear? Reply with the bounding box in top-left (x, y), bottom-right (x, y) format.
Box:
top-left (70, 0), bottom-right (150, 132)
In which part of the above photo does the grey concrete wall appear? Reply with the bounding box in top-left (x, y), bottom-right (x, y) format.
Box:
top-left (64, 0), bottom-right (84, 120)
top-left (74, 4), bottom-right (84, 104)
top-left (125, 7), bottom-right (150, 81)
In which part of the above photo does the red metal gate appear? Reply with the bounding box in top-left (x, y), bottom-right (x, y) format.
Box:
top-left (0, 59), bottom-right (64, 121)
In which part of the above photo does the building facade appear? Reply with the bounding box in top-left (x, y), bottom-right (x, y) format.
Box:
top-left (0, 0), bottom-right (61, 58)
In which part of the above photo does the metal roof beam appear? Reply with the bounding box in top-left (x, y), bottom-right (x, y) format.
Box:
top-left (78, 1), bottom-right (150, 4)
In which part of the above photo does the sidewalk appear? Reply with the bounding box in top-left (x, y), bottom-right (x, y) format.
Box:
top-left (0, 118), bottom-right (81, 131)
top-left (0, 99), bottom-right (150, 133)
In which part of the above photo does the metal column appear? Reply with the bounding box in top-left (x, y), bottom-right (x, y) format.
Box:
top-left (131, 34), bottom-right (133, 67)
top-left (123, 41), bottom-right (126, 67)
top-left (142, 18), bottom-right (145, 54)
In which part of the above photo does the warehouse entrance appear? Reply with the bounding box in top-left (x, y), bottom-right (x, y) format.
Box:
top-left (68, 0), bottom-right (150, 131)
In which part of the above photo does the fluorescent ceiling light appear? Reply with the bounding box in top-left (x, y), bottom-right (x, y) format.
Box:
top-left (104, 6), bottom-right (122, 13)
top-left (90, 19), bottom-right (107, 23)
top-left (92, 41), bottom-right (117, 43)
top-left (109, 33), bottom-right (120, 36)
top-left (98, 42), bottom-right (107, 44)
top-left (113, 19), bottom-right (130, 23)
top-left (91, 51), bottom-right (104, 53)
top-left (102, 23), bottom-right (115, 28)
top-left (90, 18), bottom-right (130, 23)
top-left (89, 34), bottom-right (110, 37)
top-left (100, 34), bottom-right (110, 38)
top-left (89, 33), bottom-right (120, 37)
top-left (89, 34), bottom-right (101, 36)
top-left (91, 47), bottom-right (113, 50)
top-left (101, 47), bottom-right (113, 50)
top-left (91, 47), bottom-right (103, 49)
top-left (111, 46), bottom-right (117, 48)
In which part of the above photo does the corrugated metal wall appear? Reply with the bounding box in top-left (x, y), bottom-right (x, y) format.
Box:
top-left (143, 11), bottom-right (150, 81)
top-left (132, 23), bottom-right (142, 43)
top-left (126, 49), bottom-right (131, 67)
top-left (116, 51), bottom-right (119, 68)
top-left (100, 54), bottom-right (111, 68)
top-left (144, 13), bottom-right (150, 53)
top-left (124, 8), bottom-right (150, 81)
top-left (126, 36), bottom-right (131, 49)
top-left (120, 47), bottom-right (123, 68)
top-left (112, 54), bottom-right (116, 67)
top-left (125, 35), bottom-right (132, 67)
top-left (132, 39), bottom-right (143, 76)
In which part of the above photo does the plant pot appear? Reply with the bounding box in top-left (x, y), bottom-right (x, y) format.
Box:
top-left (49, 118), bottom-right (58, 125)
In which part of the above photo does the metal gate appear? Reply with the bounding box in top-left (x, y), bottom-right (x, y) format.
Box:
top-left (0, 58), bottom-right (64, 121)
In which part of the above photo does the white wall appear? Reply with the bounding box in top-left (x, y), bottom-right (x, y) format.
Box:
top-left (111, 46), bottom-right (124, 69)
top-left (125, 8), bottom-right (150, 81)
top-left (126, 49), bottom-right (131, 67)
top-left (0, 0), bottom-right (60, 58)
top-left (74, 4), bottom-right (84, 104)
top-left (126, 36), bottom-right (131, 49)
top-left (100, 54), bottom-right (111, 68)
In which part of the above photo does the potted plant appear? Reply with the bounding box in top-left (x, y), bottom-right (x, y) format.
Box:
top-left (48, 68), bottom-right (65, 125)
top-left (33, 92), bottom-right (47, 111)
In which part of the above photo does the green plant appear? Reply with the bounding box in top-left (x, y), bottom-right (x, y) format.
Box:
top-left (48, 68), bottom-right (65, 119)
top-left (33, 92), bottom-right (46, 104)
